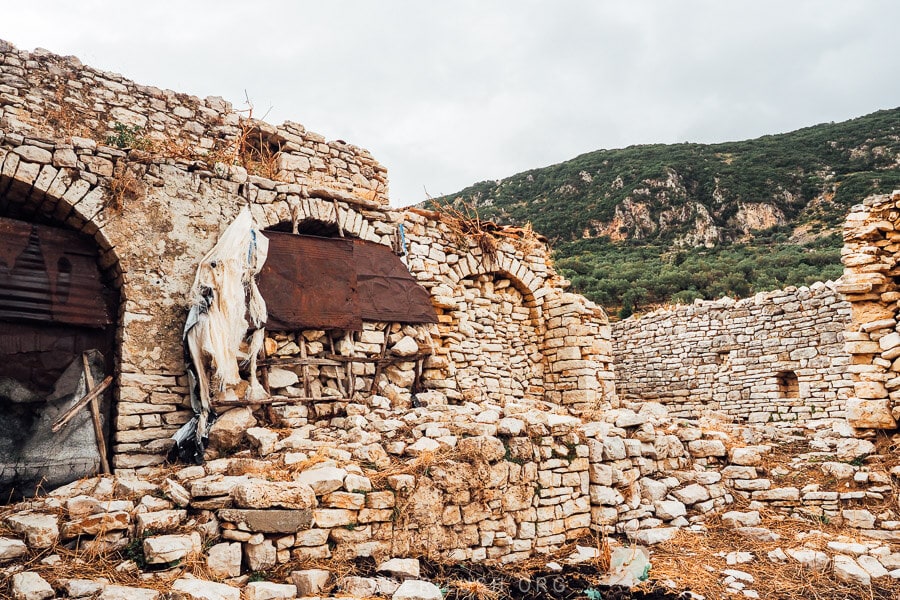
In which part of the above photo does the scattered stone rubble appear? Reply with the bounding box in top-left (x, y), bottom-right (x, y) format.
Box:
top-left (1, 39), bottom-right (900, 598)
top-left (2, 397), bottom-right (898, 597)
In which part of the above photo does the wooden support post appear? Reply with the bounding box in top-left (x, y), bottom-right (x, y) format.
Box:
top-left (370, 323), bottom-right (393, 394)
top-left (81, 353), bottom-right (111, 474)
top-left (344, 331), bottom-right (355, 400)
top-left (328, 334), bottom-right (346, 397)
top-left (300, 336), bottom-right (311, 398)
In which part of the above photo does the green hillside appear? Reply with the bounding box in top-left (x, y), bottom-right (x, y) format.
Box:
top-left (438, 108), bottom-right (900, 317)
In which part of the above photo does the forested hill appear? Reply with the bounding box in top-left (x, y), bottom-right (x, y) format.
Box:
top-left (437, 107), bottom-right (900, 317)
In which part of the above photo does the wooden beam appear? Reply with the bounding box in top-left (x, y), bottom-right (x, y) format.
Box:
top-left (81, 353), bottom-right (111, 474)
top-left (51, 375), bottom-right (114, 433)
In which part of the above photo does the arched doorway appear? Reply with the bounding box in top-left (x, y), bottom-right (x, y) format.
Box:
top-left (0, 175), bottom-right (120, 499)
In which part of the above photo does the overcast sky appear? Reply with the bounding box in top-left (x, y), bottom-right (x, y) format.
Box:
top-left (2, 1), bottom-right (898, 206)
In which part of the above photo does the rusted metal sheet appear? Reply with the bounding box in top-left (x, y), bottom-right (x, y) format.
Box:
top-left (0, 216), bottom-right (111, 328)
top-left (258, 232), bottom-right (437, 331)
top-left (258, 231), bottom-right (361, 330)
top-left (353, 239), bottom-right (438, 324)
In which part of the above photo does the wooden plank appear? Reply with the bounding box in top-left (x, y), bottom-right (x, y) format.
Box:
top-left (370, 323), bottom-right (393, 394)
top-left (81, 352), bottom-right (110, 474)
top-left (213, 396), bottom-right (347, 406)
top-left (51, 375), bottom-right (113, 432)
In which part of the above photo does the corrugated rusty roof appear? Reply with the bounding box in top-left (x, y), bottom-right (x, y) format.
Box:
top-left (0, 216), bottom-right (111, 328)
top-left (257, 232), bottom-right (437, 331)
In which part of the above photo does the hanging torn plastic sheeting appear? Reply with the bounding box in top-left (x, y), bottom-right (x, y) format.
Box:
top-left (178, 207), bottom-right (269, 464)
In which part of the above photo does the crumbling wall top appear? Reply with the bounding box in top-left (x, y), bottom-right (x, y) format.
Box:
top-left (0, 39), bottom-right (389, 205)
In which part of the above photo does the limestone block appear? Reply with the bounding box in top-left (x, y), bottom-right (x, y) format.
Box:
top-left (11, 571), bottom-right (54, 600)
top-left (845, 398), bottom-right (897, 429)
top-left (729, 447), bottom-right (764, 466)
top-left (671, 484), bottom-right (710, 505)
top-left (207, 542), bottom-right (242, 579)
top-left (244, 581), bottom-right (298, 600)
top-left (5, 513), bottom-right (58, 548)
top-left (392, 336), bottom-right (419, 357)
top-left (64, 579), bottom-right (107, 598)
top-left (687, 439), bottom-right (727, 457)
top-left (13, 145), bottom-right (52, 163)
top-left (456, 435), bottom-right (506, 462)
top-left (721, 511), bottom-right (761, 528)
top-left (171, 578), bottom-right (240, 600)
top-left (98, 585), bottom-right (161, 600)
top-left (247, 427), bottom-right (279, 456)
top-left (232, 480), bottom-right (316, 510)
top-left (208, 407), bottom-right (257, 450)
top-left (313, 508), bottom-right (356, 528)
top-left (0, 537), bottom-right (28, 561)
top-left (218, 509), bottom-right (312, 533)
top-left (601, 437), bottom-right (627, 460)
top-left (842, 509), bottom-right (876, 528)
top-left (290, 569), bottom-right (331, 596)
top-left (590, 485), bottom-right (624, 506)
top-left (143, 532), bottom-right (201, 564)
top-left (654, 500), bottom-right (687, 520)
top-left (857, 555), bottom-right (889, 579)
top-left (135, 510), bottom-right (187, 535)
top-left (392, 579), bottom-right (443, 600)
top-left (854, 381), bottom-right (888, 399)
top-left (407, 437), bottom-right (441, 456)
top-left (244, 539), bottom-right (277, 572)
top-left (833, 555), bottom-right (870, 585)
top-left (751, 487), bottom-right (799, 502)
top-left (786, 548), bottom-right (831, 571)
top-left (61, 511), bottom-right (130, 538)
top-left (835, 438), bottom-right (876, 461)
top-left (629, 527), bottom-right (678, 545)
top-left (294, 466), bottom-right (347, 495)
top-left (378, 557), bottom-right (421, 579)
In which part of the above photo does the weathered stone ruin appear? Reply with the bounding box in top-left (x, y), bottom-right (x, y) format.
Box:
top-left (0, 40), bottom-right (898, 599)
top-left (837, 191), bottom-right (900, 430)
top-left (613, 282), bottom-right (853, 423)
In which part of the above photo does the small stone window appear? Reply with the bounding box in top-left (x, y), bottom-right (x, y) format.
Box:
top-left (776, 370), bottom-right (799, 398)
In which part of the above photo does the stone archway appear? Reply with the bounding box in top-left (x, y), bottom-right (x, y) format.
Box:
top-left (0, 171), bottom-right (122, 498)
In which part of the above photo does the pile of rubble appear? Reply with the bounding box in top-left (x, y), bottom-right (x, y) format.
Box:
top-left (2, 393), bottom-right (899, 599)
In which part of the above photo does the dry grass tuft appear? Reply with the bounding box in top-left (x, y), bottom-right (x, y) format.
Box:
top-left (449, 578), bottom-right (501, 600)
top-left (106, 162), bottom-right (145, 212)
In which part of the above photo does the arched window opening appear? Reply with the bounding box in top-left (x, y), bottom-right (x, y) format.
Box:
top-left (776, 370), bottom-right (799, 398)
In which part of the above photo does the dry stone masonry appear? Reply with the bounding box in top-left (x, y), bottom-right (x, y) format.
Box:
top-left (1, 39), bottom-right (899, 599)
top-left (613, 283), bottom-right (852, 423)
top-left (0, 40), bottom-right (616, 474)
top-left (838, 190), bottom-right (900, 431)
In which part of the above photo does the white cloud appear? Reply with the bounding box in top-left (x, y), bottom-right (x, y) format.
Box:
top-left (2, 1), bottom-right (898, 206)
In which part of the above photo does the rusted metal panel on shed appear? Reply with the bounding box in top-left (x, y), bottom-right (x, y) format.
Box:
top-left (258, 232), bottom-right (438, 331)
top-left (0, 216), bottom-right (111, 328)
top-left (258, 231), bottom-right (361, 331)
top-left (353, 239), bottom-right (438, 324)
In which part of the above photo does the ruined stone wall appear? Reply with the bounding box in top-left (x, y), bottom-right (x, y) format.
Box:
top-left (0, 40), bottom-right (388, 205)
top-left (838, 190), bottom-right (900, 430)
top-left (612, 283), bottom-right (852, 423)
top-left (0, 40), bottom-right (615, 474)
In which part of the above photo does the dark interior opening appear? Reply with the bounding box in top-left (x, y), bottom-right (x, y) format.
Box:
top-left (776, 370), bottom-right (800, 398)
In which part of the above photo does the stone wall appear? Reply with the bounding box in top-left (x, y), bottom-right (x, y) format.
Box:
top-left (0, 40), bottom-right (388, 205)
top-left (0, 40), bottom-right (616, 474)
top-left (837, 190), bottom-right (900, 430)
top-left (612, 283), bottom-right (852, 423)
